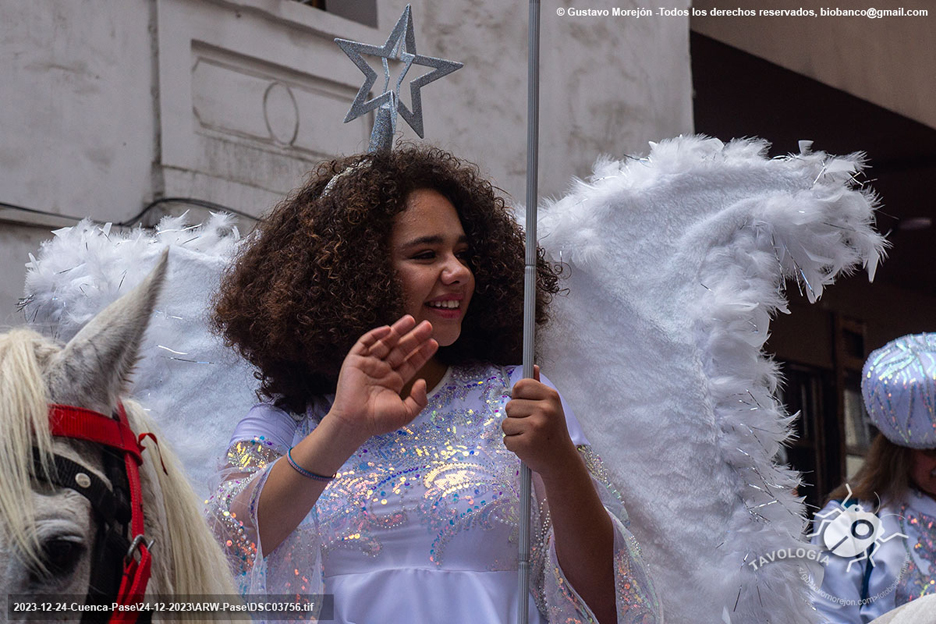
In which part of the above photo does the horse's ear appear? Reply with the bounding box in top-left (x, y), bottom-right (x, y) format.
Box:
top-left (46, 250), bottom-right (169, 413)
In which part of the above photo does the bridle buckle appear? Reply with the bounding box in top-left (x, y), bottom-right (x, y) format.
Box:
top-left (125, 534), bottom-right (156, 564)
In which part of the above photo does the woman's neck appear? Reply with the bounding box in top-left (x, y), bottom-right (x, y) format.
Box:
top-left (401, 357), bottom-right (448, 399)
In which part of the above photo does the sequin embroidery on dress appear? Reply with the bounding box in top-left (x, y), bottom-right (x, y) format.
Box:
top-left (209, 437), bottom-right (282, 575)
top-left (307, 363), bottom-right (523, 566)
top-left (897, 505), bottom-right (936, 604)
top-left (543, 445), bottom-right (662, 623)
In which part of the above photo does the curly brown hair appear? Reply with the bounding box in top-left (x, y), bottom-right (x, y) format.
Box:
top-left (213, 145), bottom-right (561, 413)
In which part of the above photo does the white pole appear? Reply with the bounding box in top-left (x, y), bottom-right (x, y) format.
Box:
top-left (518, 1), bottom-right (540, 623)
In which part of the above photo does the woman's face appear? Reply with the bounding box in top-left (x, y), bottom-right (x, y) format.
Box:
top-left (390, 188), bottom-right (475, 348)
top-left (910, 448), bottom-right (936, 499)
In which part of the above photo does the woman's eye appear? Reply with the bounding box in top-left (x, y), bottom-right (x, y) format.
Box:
top-left (412, 251), bottom-right (436, 260)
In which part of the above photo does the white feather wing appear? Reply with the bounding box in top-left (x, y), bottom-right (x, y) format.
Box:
top-left (23, 214), bottom-right (256, 500)
top-left (536, 136), bottom-right (885, 624)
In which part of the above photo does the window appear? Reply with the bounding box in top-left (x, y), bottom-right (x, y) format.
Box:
top-left (836, 319), bottom-right (873, 480)
top-left (777, 362), bottom-right (838, 514)
top-left (291, 0), bottom-right (378, 28)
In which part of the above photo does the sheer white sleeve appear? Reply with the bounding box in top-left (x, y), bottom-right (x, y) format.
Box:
top-left (527, 371), bottom-right (662, 623)
top-left (205, 403), bottom-right (326, 606)
top-left (528, 445), bottom-right (662, 623)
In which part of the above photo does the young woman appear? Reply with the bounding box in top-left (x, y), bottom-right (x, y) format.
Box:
top-left (811, 333), bottom-right (936, 623)
top-left (208, 145), bottom-right (660, 623)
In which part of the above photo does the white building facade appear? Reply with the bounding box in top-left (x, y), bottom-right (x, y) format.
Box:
top-left (0, 0), bottom-right (693, 322)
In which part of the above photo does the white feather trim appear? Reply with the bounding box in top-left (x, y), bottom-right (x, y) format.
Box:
top-left (23, 213), bottom-right (256, 499)
top-left (535, 136), bottom-right (886, 624)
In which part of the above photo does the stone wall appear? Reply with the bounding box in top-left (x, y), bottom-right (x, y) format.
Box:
top-left (0, 0), bottom-right (694, 322)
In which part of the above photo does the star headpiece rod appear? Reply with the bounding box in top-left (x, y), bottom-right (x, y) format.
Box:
top-left (335, 4), bottom-right (463, 152)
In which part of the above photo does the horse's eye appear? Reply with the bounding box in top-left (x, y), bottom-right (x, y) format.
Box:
top-left (44, 538), bottom-right (85, 575)
top-left (28, 538), bottom-right (86, 585)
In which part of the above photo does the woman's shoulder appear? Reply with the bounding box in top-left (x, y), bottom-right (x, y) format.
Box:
top-left (452, 362), bottom-right (550, 391)
top-left (905, 486), bottom-right (936, 516)
top-left (228, 399), bottom-right (329, 452)
top-left (445, 361), bottom-right (514, 383)
top-left (502, 363), bottom-right (561, 393)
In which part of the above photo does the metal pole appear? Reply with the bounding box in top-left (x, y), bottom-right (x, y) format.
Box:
top-left (518, 1), bottom-right (540, 622)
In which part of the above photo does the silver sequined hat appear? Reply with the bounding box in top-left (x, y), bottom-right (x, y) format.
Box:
top-left (862, 333), bottom-right (936, 449)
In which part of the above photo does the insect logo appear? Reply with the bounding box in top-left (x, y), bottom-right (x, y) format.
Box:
top-left (808, 484), bottom-right (908, 572)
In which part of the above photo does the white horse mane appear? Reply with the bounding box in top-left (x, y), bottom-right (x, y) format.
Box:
top-left (0, 328), bottom-right (235, 596)
top-left (0, 329), bottom-right (56, 570)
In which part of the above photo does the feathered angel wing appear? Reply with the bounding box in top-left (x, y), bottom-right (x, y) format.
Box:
top-left (536, 136), bottom-right (886, 624)
top-left (22, 214), bottom-right (256, 500)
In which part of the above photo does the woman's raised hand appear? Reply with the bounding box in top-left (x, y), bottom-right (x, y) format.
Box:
top-left (255, 316), bottom-right (436, 553)
top-left (327, 315), bottom-right (438, 445)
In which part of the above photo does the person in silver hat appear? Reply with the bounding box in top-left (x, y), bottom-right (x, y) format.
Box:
top-left (810, 333), bottom-right (936, 623)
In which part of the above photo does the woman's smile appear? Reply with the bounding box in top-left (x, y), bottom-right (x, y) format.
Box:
top-left (425, 293), bottom-right (465, 318)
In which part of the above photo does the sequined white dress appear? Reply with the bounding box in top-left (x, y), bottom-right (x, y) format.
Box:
top-left (208, 363), bottom-right (660, 623)
top-left (811, 490), bottom-right (936, 623)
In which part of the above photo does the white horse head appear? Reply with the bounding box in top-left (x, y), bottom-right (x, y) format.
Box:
top-left (0, 251), bottom-right (235, 618)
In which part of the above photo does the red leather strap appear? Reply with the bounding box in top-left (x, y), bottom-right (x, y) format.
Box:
top-left (48, 404), bottom-right (143, 464)
top-left (111, 541), bottom-right (153, 623)
top-left (138, 432), bottom-right (168, 475)
top-left (48, 403), bottom-right (152, 623)
top-left (112, 402), bottom-right (151, 623)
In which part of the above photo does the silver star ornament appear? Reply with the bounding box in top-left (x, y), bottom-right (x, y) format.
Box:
top-left (335, 4), bottom-right (463, 152)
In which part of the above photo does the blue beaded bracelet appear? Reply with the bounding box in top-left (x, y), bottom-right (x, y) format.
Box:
top-left (285, 448), bottom-right (335, 482)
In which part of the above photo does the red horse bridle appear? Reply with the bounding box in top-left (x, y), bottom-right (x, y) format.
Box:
top-left (46, 402), bottom-right (154, 624)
